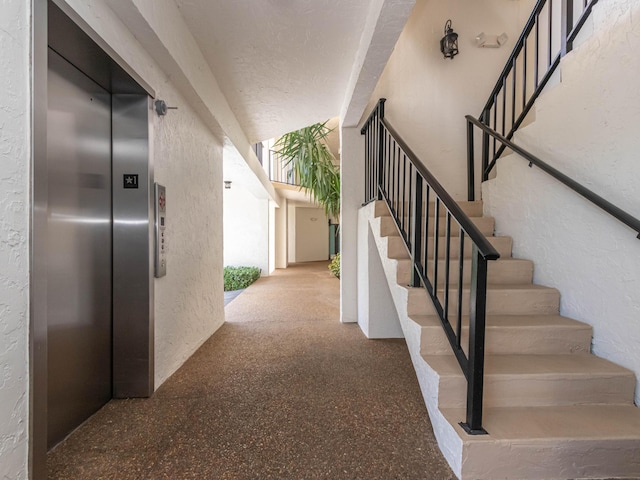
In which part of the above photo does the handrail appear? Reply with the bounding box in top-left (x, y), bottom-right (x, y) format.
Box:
top-left (361, 98), bottom-right (385, 135)
top-left (480, 0), bottom-right (547, 116)
top-left (478, 0), bottom-right (600, 179)
top-left (362, 99), bottom-right (499, 434)
top-left (382, 118), bottom-right (500, 260)
top-left (466, 115), bottom-right (640, 239)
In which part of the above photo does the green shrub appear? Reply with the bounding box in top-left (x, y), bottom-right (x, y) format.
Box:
top-left (224, 266), bottom-right (261, 291)
top-left (328, 253), bottom-right (340, 278)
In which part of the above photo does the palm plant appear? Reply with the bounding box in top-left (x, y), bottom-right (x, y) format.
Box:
top-left (272, 121), bottom-right (340, 218)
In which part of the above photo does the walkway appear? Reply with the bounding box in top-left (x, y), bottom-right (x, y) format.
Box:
top-left (48, 262), bottom-right (455, 479)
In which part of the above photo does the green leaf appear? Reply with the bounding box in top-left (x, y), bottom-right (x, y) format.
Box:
top-left (223, 266), bottom-right (261, 291)
top-left (273, 121), bottom-right (341, 218)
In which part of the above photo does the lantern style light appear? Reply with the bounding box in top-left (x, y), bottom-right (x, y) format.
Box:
top-left (440, 19), bottom-right (459, 59)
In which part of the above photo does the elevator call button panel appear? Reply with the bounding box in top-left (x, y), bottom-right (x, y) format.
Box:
top-left (154, 183), bottom-right (167, 278)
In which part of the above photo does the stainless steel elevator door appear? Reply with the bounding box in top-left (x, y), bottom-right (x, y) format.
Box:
top-left (47, 49), bottom-right (112, 448)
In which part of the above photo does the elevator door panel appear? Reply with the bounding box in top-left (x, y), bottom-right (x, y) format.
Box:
top-left (47, 49), bottom-right (112, 448)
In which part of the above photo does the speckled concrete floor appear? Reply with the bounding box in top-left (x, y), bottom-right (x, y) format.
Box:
top-left (47, 261), bottom-right (456, 479)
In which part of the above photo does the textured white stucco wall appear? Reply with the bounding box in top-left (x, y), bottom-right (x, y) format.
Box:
top-left (58, 0), bottom-right (225, 387)
top-left (0, 2), bottom-right (30, 478)
top-left (223, 185), bottom-right (269, 274)
top-left (356, 213), bottom-right (404, 339)
top-left (152, 87), bottom-right (224, 387)
top-left (483, 0), bottom-right (640, 405)
top-left (365, 0), bottom-right (536, 199)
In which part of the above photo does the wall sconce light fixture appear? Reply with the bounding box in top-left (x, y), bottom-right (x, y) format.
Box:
top-left (475, 32), bottom-right (509, 48)
top-left (224, 181), bottom-right (232, 189)
top-left (440, 19), bottom-right (459, 59)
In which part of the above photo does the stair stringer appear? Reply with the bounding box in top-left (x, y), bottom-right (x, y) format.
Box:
top-left (360, 201), bottom-right (640, 480)
top-left (359, 202), bottom-right (466, 477)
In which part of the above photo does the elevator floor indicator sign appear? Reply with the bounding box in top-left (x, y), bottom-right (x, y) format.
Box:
top-left (123, 174), bottom-right (139, 188)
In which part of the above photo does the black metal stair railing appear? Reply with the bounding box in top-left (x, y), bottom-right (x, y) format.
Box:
top-left (362, 98), bottom-right (500, 435)
top-left (476, 0), bottom-right (599, 192)
top-left (467, 0), bottom-right (640, 239)
top-left (466, 116), bottom-right (640, 239)
top-left (268, 149), bottom-right (300, 186)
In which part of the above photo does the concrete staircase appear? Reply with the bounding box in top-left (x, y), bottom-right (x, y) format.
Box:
top-left (364, 199), bottom-right (640, 479)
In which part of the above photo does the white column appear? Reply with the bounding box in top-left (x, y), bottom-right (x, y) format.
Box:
top-left (274, 198), bottom-right (288, 269)
top-left (268, 200), bottom-right (276, 274)
top-left (340, 126), bottom-right (365, 323)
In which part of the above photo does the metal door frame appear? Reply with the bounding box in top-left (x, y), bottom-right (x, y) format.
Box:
top-left (31, 1), bottom-right (156, 476)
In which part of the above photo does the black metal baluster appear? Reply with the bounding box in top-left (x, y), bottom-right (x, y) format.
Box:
top-left (460, 246), bottom-right (489, 435)
top-left (535, 15), bottom-right (540, 88)
top-left (379, 126), bottom-right (384, 200)
top-left (411, 172), bottom-right (423, 287)
top-left (391, 143), bottom-right (396, 213)
top-left (376, 112), bottom-right (384, 200)
top-left (390, 141), bottom-right (396, 214)
top-left (364, 128), bottom-right (369, 201)
top-left (408, 163), bottom-right (413, 248)
top-left (523, 40), bottom-right (528, 111)
top-left (561, 0), bottom-right (574, 56)
top-left (371, 126), bottom-right (375, 201)
top-left (386, 130), bottom-right (391, 199)
top-left (467, 119), bottom-right (475, 201)
top-left (456, 230), bottom-right (465, 348)
top-left (396, 145), bottom-right (401, 220)
top-left (402, 154), bottom-right (407, 237)
top-left (373, 114), bottom-right (377, 200)
top-left (370, 115), bottom-right (375, 200)
top-left (424, 185), bottom-right (430, 283)
top-left (511, 58), bottom-right (517, 131)
top-left (364, 125), bottom-right (371, 203)
top-left (379, 128), bottom-right (383, 199)
top-left (370, 124), bottom-right (374, 200)
top-left (492, 100), bottom-right (497, 163)
top-left (443, 212), bottom-right (452, 322)
top-left (433, 199), bottom-right (440, 296)
top-left (398, 151), bottom-right (407, 234)
top-left (501, 78), bottom-right (507, 136)
top-left (482, 116), bottom-right (489, 182)
top-left (376, 115), bottom-right (380, 197)
top-left (548, 0), bottom-right (553, 68)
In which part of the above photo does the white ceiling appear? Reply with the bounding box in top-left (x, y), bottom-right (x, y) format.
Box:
top-left (174, 0), bottom-right (373, 143)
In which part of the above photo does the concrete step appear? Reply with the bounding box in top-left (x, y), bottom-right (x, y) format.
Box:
top-left (366, 198), bottom-right (640, 479)
top-left (374, 200), bottom-right (484, 218)
top-left (379, 215), bottom-right (494, 238)
top-left (425, 354), bottom-right (636, 408)
top-left (410, 314), bottom-right (592, 356)
top-left (440, 404), bottom-right (640, 479)
top-left (407, 284), bottom-right (560, 316)
top-left (396, 258), bottom-right (533, 286)
top-left (387, 235), bottom-right (513, 261)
